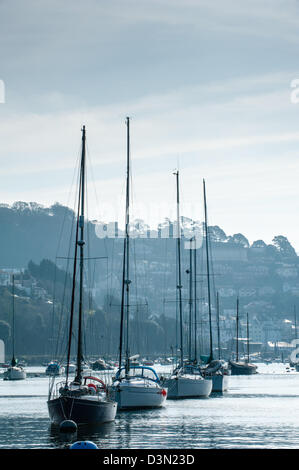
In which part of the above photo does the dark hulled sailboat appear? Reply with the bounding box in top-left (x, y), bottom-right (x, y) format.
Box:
top-left (229, 300), bottom-right (257, 375)
top-left (47, 126), bottom-right (117, 425)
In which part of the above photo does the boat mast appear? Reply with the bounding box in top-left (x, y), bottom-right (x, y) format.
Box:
top-left (236, 297), bottom-right (239, 362)
top-left (124, 117), bottom-right (131, 376)
top-left (294, 305), bottom-right (297, 340)
top-left (203, 179), bottom-right (213, 362)
top-left (65, 179), bottom-right (80, 386)
top-left (247, 312), bottom-right (250, 363)
top-left (74, 125), bottom-right (86, 385)
top-left (187, 238), bottom-right (193, 362)
top-left (193, 241), bottom-right (197, 363)
top-left (174, 170), bottom-right (184, 368)
top-left (118, 118), bottom-right (132, 376)
top-left (11, 274), bottom-right (16, 367)
top-left (217, 291), bottom-right (221, 360)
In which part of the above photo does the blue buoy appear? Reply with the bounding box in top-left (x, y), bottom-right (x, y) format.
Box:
top-left (59, 420), bottom-right (78, 434)
top-left (70, 441), bottom-right (98, 449)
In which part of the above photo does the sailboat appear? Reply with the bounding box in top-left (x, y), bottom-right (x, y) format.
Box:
top-left (47, 126), bottom-right (117, 425)
top-left (163, 171), bottom-right (212, 399)
top-left (3, 274), bottom-right (26, 381)
top-left (203, 292), bottom-right (229, 391)
top-left (290, 306), bottom-right (299, 369)
top-left (110, 117), bottom-right (167, 410)
top-left (229, 299), bottom-right (257, 375)
top-left (200, 179), bottom-right (228, 392)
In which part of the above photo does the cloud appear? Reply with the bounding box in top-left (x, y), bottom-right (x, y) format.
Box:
top-left (1, 1), bottom-right (299, 249)
top-left (0, 69), bottom-right (297, 175)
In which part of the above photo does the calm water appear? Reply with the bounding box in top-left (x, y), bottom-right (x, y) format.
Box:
top-left (1, 363), bottom-right (299, 449)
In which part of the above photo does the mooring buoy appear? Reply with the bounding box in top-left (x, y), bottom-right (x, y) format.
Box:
top-left (70, 441), bottom-right (98, 449)
top-left (59, 420), bottom-right (77, 434)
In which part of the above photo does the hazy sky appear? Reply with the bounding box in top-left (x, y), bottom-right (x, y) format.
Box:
top-left (1, 0), bottom-right (299, 249)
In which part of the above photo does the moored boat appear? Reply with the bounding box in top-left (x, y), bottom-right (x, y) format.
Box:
top-left (110, 118), bottom-right (167, 410)
top-left (45, 361), bottom-right (65, 376)
top-left (3, 275), bottom-right (26, 381)
top-left (161, 172), bottom-right (212, 399)
top-left (91, 358), bottom-right (113, 371)
top-left (164, 363), bottom-right (212, 398)
top-left (199, 181), bottom-right (229, 393)
top-left (229, 360), bottom-right (257, 375)
top-left (229, 307), bottom-right (257, 375)
top-left (202, 359), bottom-right (229, 392)
top-left (3, 364), bottom-right (26, 381)
top-left (111, 366), bottom-right (167, 409)
top-left (48, 375), bottom-right (117, 425)
top-left (47, 126), bottom-right (117, 426)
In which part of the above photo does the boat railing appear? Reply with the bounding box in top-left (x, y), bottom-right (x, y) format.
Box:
top-left (122, 375), bottom-right (160, 385)
top-left (114, 366), bottom-right (161, 383)
top-left (51, 381), bottom-right (109, 400)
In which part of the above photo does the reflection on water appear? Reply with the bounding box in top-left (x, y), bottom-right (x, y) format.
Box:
top-left (49, 421), bottom-right (116, 449)
top-left (1, 363), bottom-right (299, 448)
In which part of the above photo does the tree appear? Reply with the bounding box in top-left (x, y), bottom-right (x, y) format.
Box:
top-left (209, 226), bottom-right (227, 242)
top-left (227, 233), bottom-right (249, 248)
top-left (272, 236), bottom-right (297, 258)
top-left (251, 240), bottom-right (267, 249)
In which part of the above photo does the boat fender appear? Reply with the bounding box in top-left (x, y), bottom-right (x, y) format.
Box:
top-left (87, 383), bottom-right (97, 390)
top-left (88, 383), bottom-right (97, 394)
top-left (83, 376), bottom-right (107, 392)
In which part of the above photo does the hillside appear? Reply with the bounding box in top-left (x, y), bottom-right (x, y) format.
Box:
top-left (0, 201), bottom-right (298, 359)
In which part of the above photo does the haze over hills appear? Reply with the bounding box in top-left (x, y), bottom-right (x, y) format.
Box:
top-left (0, 201), bottom-right (298, 360)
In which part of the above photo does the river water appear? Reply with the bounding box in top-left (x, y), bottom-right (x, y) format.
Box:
top-left (0, 363), bottom-right (299, 449)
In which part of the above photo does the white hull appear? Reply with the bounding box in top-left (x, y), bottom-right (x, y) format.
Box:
top-left (211, 374), bottom-right (229, 392)
top-left (3, 366), bottom-right (26, 381)
top-left (111, 380), bottom-right (167, 410)
top-left (165, 375), bottom-right (212, 398)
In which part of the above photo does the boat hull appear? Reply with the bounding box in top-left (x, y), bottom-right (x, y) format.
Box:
top-left (229, 361), bottom-right (257, 375)
top-left (3, 367), bottom-right (26, 381)
top-left (47, 396), bottom-right (117, 426)
top-left (211, 374), bottom-right (229, 392)
top-left (111, 384), bottom-right (167, 410)
top-left (45, 363), bottom-right (65, 376)
top-left (165, 376), bottom-right (212, 398)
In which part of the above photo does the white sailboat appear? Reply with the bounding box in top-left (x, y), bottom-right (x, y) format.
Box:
top-left (165, 363), bottom-right (212, 398)
top-left (163, 171), bottom-right (212, 399)
top-left (202, 359), bottom-right (229, 392)
top-left (112, 364), bottom-right (167, 409)
top-left (110, 117), bottom-right (167, 409)
top-left (3, 275), bottom-right (26, 381)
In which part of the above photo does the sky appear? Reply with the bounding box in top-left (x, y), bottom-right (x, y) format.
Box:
top-left (1, 0), bottom-right (299, 249)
